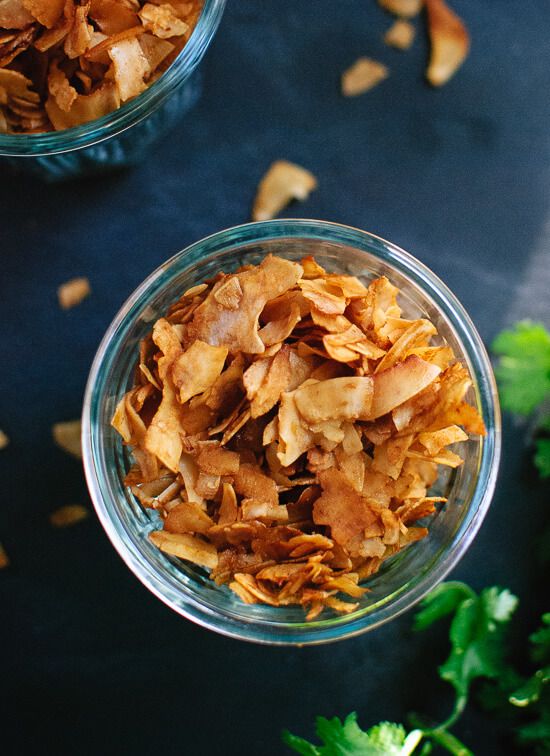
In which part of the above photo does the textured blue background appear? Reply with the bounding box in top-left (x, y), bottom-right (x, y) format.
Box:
top-left (1, 1), bottom-right (549, 753)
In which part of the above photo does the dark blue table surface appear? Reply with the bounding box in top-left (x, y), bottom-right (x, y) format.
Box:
top-left (1, 2), bottom-right (550, 754)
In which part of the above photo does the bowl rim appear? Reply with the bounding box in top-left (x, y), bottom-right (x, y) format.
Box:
top-left (0, 0), bottom-right (226, 157)
top-left (82, 219), bottom-right (501, 645)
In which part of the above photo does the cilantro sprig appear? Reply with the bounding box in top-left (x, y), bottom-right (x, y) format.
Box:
top-left (492, 321), bottom-right (550, 478)
top-left (282, 583), bottom-right (550, 755)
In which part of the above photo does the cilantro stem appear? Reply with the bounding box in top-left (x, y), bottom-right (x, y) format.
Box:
top-left (437, 695), bottom-right (468, 731)
top-left (424, 728), bottom-right (473, 756)
top-left (408, 713), bottom-right (472, 756)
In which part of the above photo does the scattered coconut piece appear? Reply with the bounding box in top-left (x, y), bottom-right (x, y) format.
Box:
top-left (252, 160), bottom-right (317, 222)
top-left (425, 0), bottom-right (469, 86)
top-left (57, 277), bottom-right (90, 310)
top-left (341, 57), bottom-right (389, 97)
top-left (52, 419), bottom-right (82, 459)
top-left (384, 19), bottom-right (415, 49)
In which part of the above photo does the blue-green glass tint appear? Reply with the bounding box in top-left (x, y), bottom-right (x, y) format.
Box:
top-left (0, 0), bottom-right (225, 180)
top-left (82, 220), bottom-right (501, 645)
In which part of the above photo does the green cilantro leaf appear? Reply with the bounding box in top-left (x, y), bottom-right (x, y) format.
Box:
top-left (282, 714), bottom-right (423, 755)
top-left (492, 321), bottom-right (550, 415)
top-left (414, 582), bottom-right (475, 632)
top-left (535, 439), bottom-right (550, 479)
top-left (437, 588), bottom-right (518, 716)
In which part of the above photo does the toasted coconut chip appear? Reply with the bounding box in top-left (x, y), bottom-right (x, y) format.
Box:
top-left (213, 276), bottom-right (243, 310)
top-left (258, 301), bottom-right (301, 347)
top-left (52, 419), bottom-right (82, 458)
top-left (300, 278), bottom-right (347, 315)
top-left (144, 380), bottom-right (182, 472)
top-left (108, 36), bottom-right (150, 101)
top-left (49, 504), bottom-right (89, 527)
top-left (295, 377), bottom-right (374, 425)
top-left (314, 469), bottom-right (378, 556)
top-left (232, 573), bottom-right (280, 605)
top-left (164, 501), bottom-right (213, 534)
top-left (0, 429), bottom-right (9, 449)
top-left (246, 346), bottom-right (293, 419)
top-left (241, 499), bottom-right (288, 524)
top-left (252, 160), bottom-right (317, 222)
top-left (324, 596), bottom-right (359, 614)
top-left (64, 1), bottom-right (92, 59)
top-left (369, 355), bottom-right (441, 419)
top-left (84, 24), bottom-right (145, 59)
top-left (301, 256), bottom-right (327, 279)
top-left (46, 80), bottom-right (120, 129)
top-left (23, 0), bottom-right (64, 28)
top-left (335, 448), bottom-right (366, 493)
top-left (417, 424), bottom-right (467, 455)
top-left (196, 443), bottom-right (239, 476)
top-left (372, 433), bottom-right (414, 479)
top-left (425, 0), bottom-right (469, 87)
top-left (407, 447), bottom-right (463, 467)
top-left (406, 345), bottom-right (455, 370)
top-left (34, 10), bottom-right (72, 52)
top-left (57, 276), bottom-right (90, 309)
top-left (89, 0), bottom-right (139, 34)
top-left (47, 59), bottom-right (76, 112)
top-left (443, 401), bottom-right (486, 436)
top-left (384, 18), bottom-right (415, 49)
top-left (139, 2), bottom-right (189, 39)
top-left (172, 340), bottom-right (227, 405)
top-left (341, 57), bottom-right (388, 97)
top-left (375, 319), bottom-right (437, 373)
top-left (218, 482), bottom-right (238, 526)
top-left (150, 530), bottom-right (218, 569)
top-left (188, 255), bottom-right (303, 355)
top-left (138, 30), bottom-right (174, 70)
top-left (310, 308), bottom-right (352, 333)
top-left (277, 389), bottom-right (315, 466)
top-left (234, 463), bottom-right (278, 507)
top-left (0, 0), bottom-right (34, 29)
top-left (378, 0), bottom-right (423, 18)
top-left (228, 578), bottom-right (258, 604)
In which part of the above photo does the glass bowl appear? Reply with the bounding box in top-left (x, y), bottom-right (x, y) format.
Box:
top-left (0, 0), bottom-right (226, 181)
top-left (82, 220), bottom-right (501, 645)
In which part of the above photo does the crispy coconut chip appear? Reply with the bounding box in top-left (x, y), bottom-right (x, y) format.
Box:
top-left (23, 0), bottom-right (64, 29)
top-left (149, 530), bottom-right (218, 569)
top-left (49, 504), bottom-right (89, 527)
top-left (341, 57), bottom-right (389, 97)
top-left (425, 0), bottom-right (469, 86)
top-left (108, 36), bottom-right (149, 101)
top-left (187, 255), bottom-right (303, 354)
top-left (52, 419), bottom-right (82, 459)
top-left (378, 0), bottom-right (423, 18)
top-left (0, 0), bottom-right (34, 29)
top-left (252, 160), bottom-right (317, 222)
top-left (111, 253), bottom-right (485, 619)
top-left (384, 19), bottom-right (415, 50)
top-left (139, 2), bottom-right (189, 39)
top-left (172, 340), bottom-right (228, 404)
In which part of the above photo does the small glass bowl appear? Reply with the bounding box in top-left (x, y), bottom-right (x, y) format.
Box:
top-left (0, 0), bottom-right (225, 181)
top-left (83, 220), bottom-right (500, 645)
